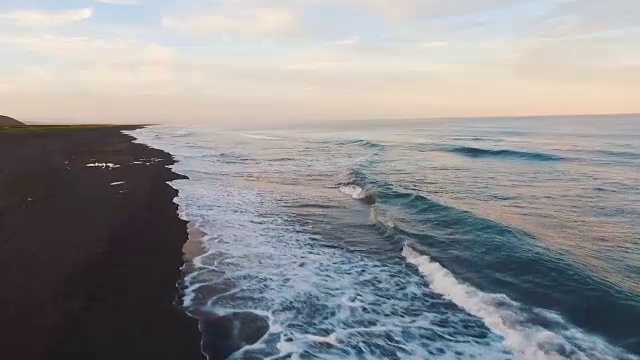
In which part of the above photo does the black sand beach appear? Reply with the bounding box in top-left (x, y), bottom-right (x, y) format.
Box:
top-left (0, 126), bottom-right (204, 360)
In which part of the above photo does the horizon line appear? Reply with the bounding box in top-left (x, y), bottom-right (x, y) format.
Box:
top-left (20, 111), bottom-right (640, 125)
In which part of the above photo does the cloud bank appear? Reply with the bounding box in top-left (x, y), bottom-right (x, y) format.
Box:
top-left (0, 0), bottom-right (638, 123)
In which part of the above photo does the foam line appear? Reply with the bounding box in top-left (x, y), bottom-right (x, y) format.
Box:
top-left (86, 162), bottom-right (120, 169)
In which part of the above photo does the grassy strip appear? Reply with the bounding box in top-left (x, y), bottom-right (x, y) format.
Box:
top-left (0, 125), bottom-right (139, 133)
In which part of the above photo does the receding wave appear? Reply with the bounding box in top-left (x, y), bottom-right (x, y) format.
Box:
top-left (444, 146), bottom-right (564, 161)
top-left (218, 152), bottom-right (257, 164)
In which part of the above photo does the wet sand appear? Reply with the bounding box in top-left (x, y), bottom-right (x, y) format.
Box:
top-left (0, 126), bottom-right (204, 360)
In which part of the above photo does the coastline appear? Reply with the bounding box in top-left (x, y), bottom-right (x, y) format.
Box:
top-left (0, 126), bottom-right (204, 360)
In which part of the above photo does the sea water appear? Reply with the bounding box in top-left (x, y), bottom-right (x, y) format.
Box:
top-left (129, 115), bottom-right (640, 359)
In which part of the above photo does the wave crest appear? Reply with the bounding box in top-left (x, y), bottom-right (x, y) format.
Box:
top-left (339, 139), bottom-right (384, 149)
top-left (339, 185), bottom-right (376, 205)
top-left (444, 146), bottom-right (564, 161)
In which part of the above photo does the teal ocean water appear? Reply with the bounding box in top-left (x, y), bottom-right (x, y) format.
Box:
top-left (131, 115), bottom-right (640, 359)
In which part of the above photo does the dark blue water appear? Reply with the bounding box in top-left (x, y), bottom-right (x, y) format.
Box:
top-left (132, 115), bottom-right (640, 359)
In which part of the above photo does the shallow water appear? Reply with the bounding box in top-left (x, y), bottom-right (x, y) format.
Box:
top-left (130, 115), bottom-right (640, 360)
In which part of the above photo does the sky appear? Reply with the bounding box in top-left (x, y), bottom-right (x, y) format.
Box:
top-left (0, 0), bottom-right (639, 123)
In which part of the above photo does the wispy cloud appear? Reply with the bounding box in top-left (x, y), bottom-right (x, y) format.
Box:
top-left (417, 41), bottom-right (449, 48)
top-left (0, 34), bottom-right (175, 64)
top-left (163, 7), bottom-right (300, 36)
top-left (325, 37), bottom-right (362, 46)
top-left (350, 0), bottom-right (517, 19)
top-left (0, 8), bottom-right (93, 26)
top-left (96, 0), bottom-right (139, 5)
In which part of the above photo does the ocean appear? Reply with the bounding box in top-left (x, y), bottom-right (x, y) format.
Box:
top-left (129, 115), bottom-right (640, 360)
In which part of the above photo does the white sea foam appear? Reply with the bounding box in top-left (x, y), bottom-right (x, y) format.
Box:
top-left (86, 162), bottom-right (120, 169)
top-left (128, 126), bottom-right (513, 360)
top-left (240, 133), bottom-right (283, 140)
top-left (402, 244), bottom-right (637, 360)
top-left (110, 181), bottom-right (125, 186)
top-left (132, 158), bottom-right (162, 165)
top-left (339, 185), bottom-right (367, 199)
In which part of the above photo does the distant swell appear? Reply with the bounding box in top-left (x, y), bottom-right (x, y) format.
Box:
top-left (447, 136), bottom-right (501, 142)
top-left (444, 146), bottom-right (563, 161)
top-left (339, 139), bottom-right (384, 149)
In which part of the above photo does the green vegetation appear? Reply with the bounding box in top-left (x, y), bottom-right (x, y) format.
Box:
top-left (0, 125), bottom-right (125, 133)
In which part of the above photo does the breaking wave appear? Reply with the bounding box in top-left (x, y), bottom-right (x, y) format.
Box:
top-left (403, 245), bottom-right (636, 360)
top-left (340, 168), bottom-right (640, 360)
top-left (338, 185), bottom-right (367, 200)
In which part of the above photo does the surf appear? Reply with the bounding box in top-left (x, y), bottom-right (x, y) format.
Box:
top-left (334, 163), bottom-right (640, 358)
top-left (129, 122), bottom-right (640, 359)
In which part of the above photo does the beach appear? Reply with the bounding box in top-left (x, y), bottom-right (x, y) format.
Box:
top-left (0, 126), bottom-right (203, 360)
top-left (3, 119), bottom-right (638, 360)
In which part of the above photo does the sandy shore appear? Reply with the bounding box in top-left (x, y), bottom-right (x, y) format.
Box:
top-left (0, 126), bottom-right (204, 360)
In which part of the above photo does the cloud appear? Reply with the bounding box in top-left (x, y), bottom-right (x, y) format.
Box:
top-left (75, 64), bottom-right (177, 88)
top-left (553, 0), bottom-right (640, 32)
top-left (417, 41), bottom-right (449, 48)
top-left (286, 61), bottom-right (348, 71)
top-left (0, 8), bottom-right (93, 26)
top-left (2, 0), bottom-right (639, 121)
top-left (0, 81), bottom-right (11, 94)
top-left (325, 37), bottom-right (362, 46)
top-left (0, 34), bottom-right (175, 64)
top-left (350, 0), bottom-right (516, 19)
top-left (0, 32), bottom-right (181, 95)
top-left (96, 0), bottom-right (139, 4)
top-left (163, 7), bottom-right (299, 36)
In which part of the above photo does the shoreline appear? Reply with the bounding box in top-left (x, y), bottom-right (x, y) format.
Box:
top-left (0, 126), bottom-right (204, 359)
